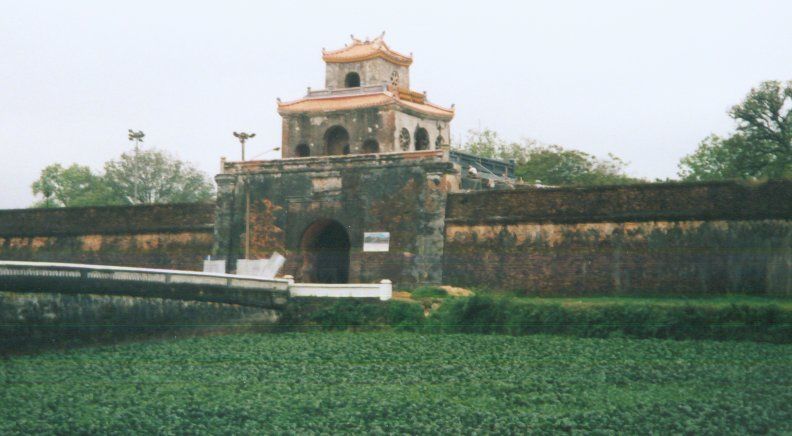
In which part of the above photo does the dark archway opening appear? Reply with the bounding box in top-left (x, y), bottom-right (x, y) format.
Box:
top-left (415, 127), bottom-right (430, 151)
top-left (345, 72), bottom-right (361, 88)
top-left (295, 143), bottom-right (310, 157)
top-left (299, 220), bottom-right (350, 283)
top-left (399, 128), bottom-right (411, 150)
top-left (362, 139), bottom-right (379, 154)
top-left (324, 126), bottom-right (350, 156)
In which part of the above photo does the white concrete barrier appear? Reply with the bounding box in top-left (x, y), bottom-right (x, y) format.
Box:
top-left (236, 252), bottom-right (286, 278)
top-left (287, 278), bottom-right (392, 301)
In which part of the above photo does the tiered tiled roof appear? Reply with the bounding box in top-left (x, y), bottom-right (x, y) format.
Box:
top-left (277, 90), bottom-right (454, 120)
top-left (322, 33), bottom-right (412, 66)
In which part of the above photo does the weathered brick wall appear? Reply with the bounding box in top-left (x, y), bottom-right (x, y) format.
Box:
top-left (0, 203), bottom-right (215, 270)
top-left (444, 181), bottom-right (792, 296)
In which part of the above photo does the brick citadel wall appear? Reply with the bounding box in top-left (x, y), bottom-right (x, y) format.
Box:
top-left (443, 180), bottom-right (792, 296)
top-left (0, 203), bottom-right (215, 271)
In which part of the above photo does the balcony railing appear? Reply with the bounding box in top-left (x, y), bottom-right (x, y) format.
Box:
top-left (450, 150), bottom-right (516, 180)
top-left (306, 84), bottom-right (389, 98)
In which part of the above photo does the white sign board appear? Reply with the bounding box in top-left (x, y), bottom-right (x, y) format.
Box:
top-left (363, 232), bottom-right (390, 252)
top-left (202, 260), bottom-right (226, 274)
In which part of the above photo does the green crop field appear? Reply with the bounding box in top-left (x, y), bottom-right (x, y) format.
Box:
top-left (1, 333), bottom-right (790, 434)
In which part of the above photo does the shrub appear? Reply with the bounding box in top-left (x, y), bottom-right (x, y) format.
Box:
top-left (426, 295), bottom-right (792, 343)
top-left (276, 298), bottom-right (424, 332)
top-left (410, 286), bottom-right (449, 299)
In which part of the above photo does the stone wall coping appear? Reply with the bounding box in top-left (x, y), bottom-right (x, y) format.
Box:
top-left (0, 202), bottom-right (215, 237)
top-left (446, 179), bottom-right (792, 224)
top-left (220, 150), bottom-right (456, 177)
top-left (223, 150), bottom-right (445, 171)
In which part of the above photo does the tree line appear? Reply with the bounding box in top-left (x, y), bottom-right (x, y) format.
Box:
top-left (455, 80), bottom-right (791, 186)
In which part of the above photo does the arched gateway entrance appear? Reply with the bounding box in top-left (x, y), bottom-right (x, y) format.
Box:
top-left (299, 219), bottom-right (350, 283)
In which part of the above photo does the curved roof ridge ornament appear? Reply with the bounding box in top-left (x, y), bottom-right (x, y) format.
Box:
top-left (323, 33), bottom-right (412, 66)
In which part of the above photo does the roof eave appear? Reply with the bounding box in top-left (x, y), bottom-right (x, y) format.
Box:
top-left (322, 52), bottom-right (412, 67)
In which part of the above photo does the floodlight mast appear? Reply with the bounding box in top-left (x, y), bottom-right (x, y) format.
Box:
top-left (230, 132), bottom-right (281, 261)
top-left (127, 129), bottom-right (145, 204)
top-left (233, 131), bottom-right (256, 260)
top-left (233, 131), bottom-right (256, 161)
top-left (128, 129), bottom-right (145, 152)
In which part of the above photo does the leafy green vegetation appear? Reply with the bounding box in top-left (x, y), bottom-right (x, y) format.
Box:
top-left (426, 295), bottom-right (792, 343)
top-left (277, 295), bottom-right (792, 343)
top-left (509, 295), bottom-right (792, 309)
top-left (0, 333), bottom-right (789, 433)
top-left (31, 146), bottom-right (215, 207)
top-left (679, 80), bottom-right (792, 181)
top-left (455, 128), bottom-right (643, 185)
top-left (4, 293), bottom-right (790, 356)
top-left (276, 298), bottom-right (423, 332)
top-left (409, 286), bottom-right (449, 299)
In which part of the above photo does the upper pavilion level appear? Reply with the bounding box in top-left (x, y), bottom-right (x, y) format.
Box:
top-left (276, 34), bottom-right (455, 158)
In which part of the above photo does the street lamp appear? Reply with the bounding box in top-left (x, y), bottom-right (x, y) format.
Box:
top-left (233, 131), bottom-right (255, 161)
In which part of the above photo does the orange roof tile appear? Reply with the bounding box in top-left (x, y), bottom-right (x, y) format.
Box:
top-left (322, 34), bottom-right (412, 67)
top-left (277, 92), bottom-right (454, 120)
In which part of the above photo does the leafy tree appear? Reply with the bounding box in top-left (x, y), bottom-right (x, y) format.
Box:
top-left (515, 145), bottom-right (638, 186)
top-left (456, 128), bottom-right (641, 186)
top-left (31, 164), bottom-right (117, 208)
top-left (31, 147), bottom-right (215, 208)
top-left (103, 148), bottom-right (215, 204)
top-left (679, 80), bottom-right (792, 181)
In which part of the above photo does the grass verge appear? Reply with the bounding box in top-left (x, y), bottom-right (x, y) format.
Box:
top-left (277, 295), bottom-right (792, 343)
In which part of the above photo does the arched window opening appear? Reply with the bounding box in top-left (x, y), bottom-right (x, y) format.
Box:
top-left (414, 127), bottom-right (430, 151)
top-left (399, 128), bottom-right (411, 151)
top-left (295, 143), bottom-right (310, 157)
top-left (324, 126), bottom-right (350, 156)
top-left (344, 72), bottom-right (361, 88)
top-left (362, 139), bottom-right (380, 154)
top-left (299, 219), bottom-right (350, 283)
top-left (435, 135), bottom-right (444, 148)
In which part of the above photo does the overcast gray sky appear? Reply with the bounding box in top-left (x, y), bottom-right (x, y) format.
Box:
top-left (2, 0), bottom-right (790, 208)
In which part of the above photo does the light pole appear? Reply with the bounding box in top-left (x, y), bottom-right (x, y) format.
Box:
top-left (241, 146), bottom-right (281, 260)
top-left (233, 131), bottom-right (255, 161)
top-left (233, 131), bottom-right (256, 259)
top-left (128, 129), bottom-right (145, 204)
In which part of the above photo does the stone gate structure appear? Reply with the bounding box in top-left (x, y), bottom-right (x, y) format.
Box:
top-left (215, 35), bottom-right (464, 285)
